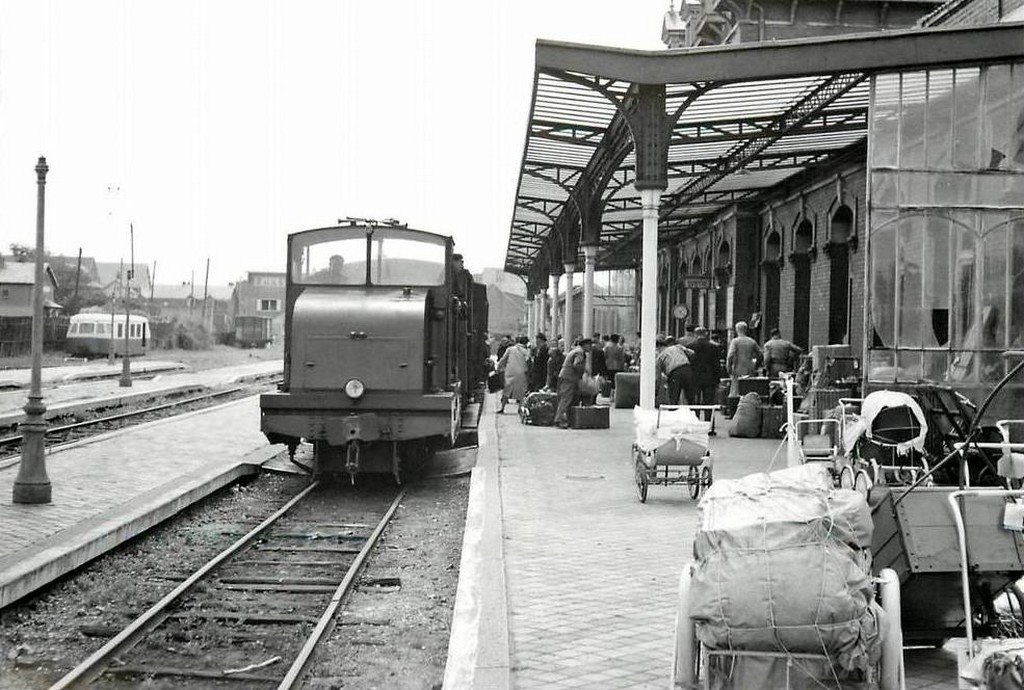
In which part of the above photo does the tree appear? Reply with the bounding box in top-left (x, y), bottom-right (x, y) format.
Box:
top-left (6, 243), bottom-right (105, 315)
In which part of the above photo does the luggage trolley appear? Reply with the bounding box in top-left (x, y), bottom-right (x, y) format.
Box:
top-left (631, 405), bottom-right (718, 503)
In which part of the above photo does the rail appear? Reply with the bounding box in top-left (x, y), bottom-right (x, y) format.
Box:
top-left (49, 482), bottom-right (406, 689)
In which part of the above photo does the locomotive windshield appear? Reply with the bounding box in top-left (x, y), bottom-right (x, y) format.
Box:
top-left (291, 227), bottom-right (447, 287)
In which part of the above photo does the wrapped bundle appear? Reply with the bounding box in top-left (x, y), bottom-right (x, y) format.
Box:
top-left (633, 407), bottom-right (711, 468)
top-left (689, 464), bottom-right (883, 677)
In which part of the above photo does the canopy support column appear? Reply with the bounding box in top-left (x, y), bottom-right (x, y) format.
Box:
top-left (582, 245), bottom-right (597, 338)
top-left (563, 263), bottom-right (575, 342)
top-left (639, 189), bottom-right (660, 410)
top-left (525, 296), bottom-right (535, 337)
top-left (549, 273), bottom-right (561, 340)
top-left (538, 290), bottom-right (548, 335)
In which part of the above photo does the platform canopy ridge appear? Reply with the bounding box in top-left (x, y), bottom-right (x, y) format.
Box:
top-left (502, 21), bottom-right (1024, 277)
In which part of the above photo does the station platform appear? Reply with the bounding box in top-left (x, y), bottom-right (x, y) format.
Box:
top-left (446, 397), bottom-right (960, 690)
top-left (0, 360), bottom-right (187, 389)
top-left (0, 359), bottom-right (282, 428)
top-left (0, 395), bottom-right (280, 609)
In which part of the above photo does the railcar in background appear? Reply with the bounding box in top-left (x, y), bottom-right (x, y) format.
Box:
top-left (234, 315), bottom-right (274, 348)
top-left (65, 312), bottom-right (149, 358)
top-left (259, 221), bottom-right (488, 482)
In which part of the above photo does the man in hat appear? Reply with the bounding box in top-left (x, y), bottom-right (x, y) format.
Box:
top-left (530, 332), bottom-right (550, 392)
top-left (554, 337), bottom-right (592, 428)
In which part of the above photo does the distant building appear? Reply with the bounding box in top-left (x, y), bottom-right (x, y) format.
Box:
top-left (47, 254), bottom-right (152, 302)
top-left (232, 272), bottom-right (286, 338)
top-left (474, 268), bottom-right (526, 296)
top-left (150, 283), bottom-right (233, 335)
top-left (0, 257), bottom-right (61, 318)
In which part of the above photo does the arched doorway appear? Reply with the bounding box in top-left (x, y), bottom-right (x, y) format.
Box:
top-left (792, 220), bottom-right (813, 349)
top-left (715, 241), bottom-right (731, 332)
top-left (690, 254), bottom-right (701, 327)
top-left (829, 206), bottom-right (853, 344)
top-left (763, 231), bottom-right (782, 333)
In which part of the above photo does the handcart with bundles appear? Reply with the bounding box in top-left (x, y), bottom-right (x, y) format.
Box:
top-left (631, 405), bottom-right (716, 503)
top-left (672, 463), bottom-right (905, 689)
top-left (840, 391), bottom-right (932, 492)
top-left (866, 351), bottom-right (1024, 686)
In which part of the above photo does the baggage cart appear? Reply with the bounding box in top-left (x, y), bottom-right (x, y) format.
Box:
top-left (631, 405), bottom-right (717, 503)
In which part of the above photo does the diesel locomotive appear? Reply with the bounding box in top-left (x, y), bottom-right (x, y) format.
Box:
top-left (259, 220), bottom-right (488, 481)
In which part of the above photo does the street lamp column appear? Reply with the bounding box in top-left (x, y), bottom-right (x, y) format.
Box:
top-left (14, 156), bottom-right (53, 504)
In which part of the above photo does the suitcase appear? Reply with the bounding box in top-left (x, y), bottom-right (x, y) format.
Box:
top-left (519, 391), bottom-right (557, 426)
top-left (760, 405), bottom-right (787, 439)
top-left (599, 376), bottom-right (612, 398)
top-left (487, 370), bottom-right (504, 393)
top-left (737, 376), bottom-right (770, 399)
top-left (569, 405), bottom-right (610, 429)
top-left (613, 373), bottom-right (640, 409)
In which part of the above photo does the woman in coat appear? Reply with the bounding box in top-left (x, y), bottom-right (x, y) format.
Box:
top-left (726, 321), bottom-right (763, 397)
top-left (497, 336), bottom-right (532, 413)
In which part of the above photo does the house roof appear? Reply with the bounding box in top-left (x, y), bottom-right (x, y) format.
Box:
top-left (93, 262), bottom-right (152, 292)
top-left (151, 284), bottom-right (233, 301)
top-left (0, 262), bottom-right (59, 287)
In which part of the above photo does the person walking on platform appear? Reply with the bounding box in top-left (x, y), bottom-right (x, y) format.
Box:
top-left (604, 334), bottom-right (625, 390)
top-left (530, 332), bottom-right (549, 392)
top-left (496, 334), bottom-right (513, 361)
top-left (554, 337), bottom-right (591, 428)
top-left (656, 336), bottom-right (694, 406)
top-left (590, 332), bottom-right (607, 381)
top-left (689, 327), bottom-right (723, 418)
top-left (497, 336), bottom-right (531, 413)
top-left (763, 328), bottom-right (803, 379)
top-left (546, 338), bottom-right (565, 391)
top-left (727, 321), bottom-right (762, 397)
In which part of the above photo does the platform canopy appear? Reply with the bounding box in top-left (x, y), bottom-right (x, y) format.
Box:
top-left (503, 22), bottom-right (1024, 287)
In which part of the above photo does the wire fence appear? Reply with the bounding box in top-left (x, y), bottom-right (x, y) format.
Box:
top-left (0, 315), bottom-right (70, 357)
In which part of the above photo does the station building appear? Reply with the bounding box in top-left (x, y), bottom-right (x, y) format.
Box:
top-left (505, 0), bottom-right (1024, 415)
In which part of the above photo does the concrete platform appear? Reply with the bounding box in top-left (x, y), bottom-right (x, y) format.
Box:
top-left (0, 360), bottom-right (187, 389)
top-left (0, 359), bottom-right (282, 428)
top-left (0, 395), bottom-right (283, 609)
top-left (445, 396), bottom-right (960, 689)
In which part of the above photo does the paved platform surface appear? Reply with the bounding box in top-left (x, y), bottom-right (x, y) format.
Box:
top-left (0, 359), bottom-right (282, 427)
top-left (0, 394), bottom-right (280, 608)
top-left (476, 401), bottom-right (959, 689)
top-left (0, 360), bottom-right (186, 389)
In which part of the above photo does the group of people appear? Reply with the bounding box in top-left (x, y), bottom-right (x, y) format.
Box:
top-left (493, 332), bottom-right (632, 428)
top-left (490, 322), bottom-right (804, 424)
top-left (655, 322), bottom-right (805, 405)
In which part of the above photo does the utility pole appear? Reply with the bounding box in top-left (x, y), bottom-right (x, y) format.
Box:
top-left (202, 257), bottom-right (210, 322)
top-left (109, 260), bottom-right (121, 365)
top-left (72, 247), bottom-right (82, 309)
top-left (120, 224), bottom-right (134, 387)
top-left (189, 270), bottom-right (195, 317)
top-left (14, 156), bottom-right (52, 504)
top-left (150, 260), bottom-right (156, 308)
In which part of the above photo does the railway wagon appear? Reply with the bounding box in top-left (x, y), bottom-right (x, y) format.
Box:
top-left (259, 221), bottom-right (488, 481)
top-left (234, 315), bottom-right (273, 348)
top-left (65, 312), bottom-right (149, 358)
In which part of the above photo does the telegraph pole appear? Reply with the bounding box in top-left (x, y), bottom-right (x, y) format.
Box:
top-left (14, 156), bottom-right (53, 504)
top-left (120, 224), bottom-right (134, 387)
top-left (72, 247), bottom-right (82, 309)
top-left (202, 258), bottom-right (210, 323)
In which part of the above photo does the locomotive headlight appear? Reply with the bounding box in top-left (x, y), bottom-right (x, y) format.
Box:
top-left (344, 378), bottom-right (365, 400)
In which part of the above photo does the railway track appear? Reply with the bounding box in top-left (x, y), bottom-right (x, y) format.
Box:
top-left (0, 381), bottom-right (280, 465)
top-left (50, 481), bottom-right (405, 689)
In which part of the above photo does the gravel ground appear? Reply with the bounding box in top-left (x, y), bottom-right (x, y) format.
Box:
top-left (0, 342), bottom-right (282, 374)
top-left (0, 470), bottom-right (471, 689)
top-left (306, 475), bottom-right (470, 690)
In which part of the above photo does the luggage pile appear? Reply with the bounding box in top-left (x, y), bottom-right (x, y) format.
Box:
top-left (688, 464), bottom-right (884, 687)
top-left (519, 391), bottom-right (557, 426)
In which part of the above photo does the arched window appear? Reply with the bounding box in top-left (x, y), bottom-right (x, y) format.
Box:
top-left (829, 206), bottom-right (854, 344)
top-left (763, 230), bottom-right (782, 332)
top-left (792, 220), bottom-right (813, 349)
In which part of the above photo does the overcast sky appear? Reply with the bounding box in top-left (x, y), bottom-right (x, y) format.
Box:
top-left (0, 1), bottom-right (670, 286)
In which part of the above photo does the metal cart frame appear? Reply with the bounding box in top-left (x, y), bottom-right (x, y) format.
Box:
top-left (632, 405), bottom-right (717, 503)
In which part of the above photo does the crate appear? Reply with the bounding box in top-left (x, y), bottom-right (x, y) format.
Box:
top-left (569, 405), bottom-right (610, 429)
top-left (760, 405), bottom-right (787, 439)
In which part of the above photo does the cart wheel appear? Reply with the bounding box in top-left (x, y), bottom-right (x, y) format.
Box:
top-left (871, 459), bottom-right (882, 486)
top-left (672, 563), bottom-right (701, 688)
top-left (635, 459), bottom-right (649, 503)
top-left (688, 466), bottom-right (701, 500)
top-left (877, 568), bottom-right (905, 690)
top-left (839, 464), bottom-right (855, 490)
top-left (854, 468), bottom-right (873, 502)
top-left (701, 465), bottom-right (712, 489)
top-left (896, 468), bottom-right (916, 485)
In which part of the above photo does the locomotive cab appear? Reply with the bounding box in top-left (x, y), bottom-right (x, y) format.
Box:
top-left (260, 222), bottom-right (487, 481)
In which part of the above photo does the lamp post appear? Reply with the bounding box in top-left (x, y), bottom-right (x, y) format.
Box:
top-left (13, 156), bottom-right (53, 504)
top-left (120, 224), bottom-right (134, 387)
